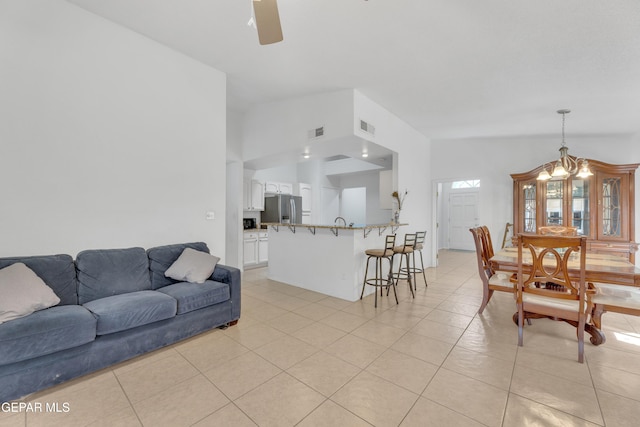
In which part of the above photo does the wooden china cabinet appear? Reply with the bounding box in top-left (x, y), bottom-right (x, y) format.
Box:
top-left (511, 157), bottom-right (639, 262)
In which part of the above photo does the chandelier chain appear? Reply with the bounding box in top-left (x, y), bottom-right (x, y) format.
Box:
top-left (561, 111), bottom-right (566, 148)
top-left (537, 109), bottom-right (592, 181)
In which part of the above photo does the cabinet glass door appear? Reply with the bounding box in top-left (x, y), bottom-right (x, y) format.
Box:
top-left (545, 181), bottom-right (563, 226)
top-left (522, 182), bottom-right (536, 233)
top-left (571, 179), bottom-right (590, 236)
top-left (601, 176), bottom-right (622, 238)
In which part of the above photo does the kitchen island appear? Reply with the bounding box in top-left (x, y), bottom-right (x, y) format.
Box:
top-left (262, 222), bottom-right (407, 301)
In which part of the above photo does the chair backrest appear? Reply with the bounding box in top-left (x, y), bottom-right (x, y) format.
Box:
top-left (400, 233), bottom-right (417, 251)
top-left (517, 234), bottom-right (586, 299)
top-left (383, 234), bottom-right (396, 256)
top-left (538, 226), bottom-right (578, 236)
top-left (480, 226), bottom-right (495, 259)
top-left (469, 227), bottom-right (491, 282)
top-left (501, 222), bottom-right (513, 249)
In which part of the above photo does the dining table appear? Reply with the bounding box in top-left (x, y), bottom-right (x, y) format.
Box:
top-left (490, 247), bottom-right (640, 345)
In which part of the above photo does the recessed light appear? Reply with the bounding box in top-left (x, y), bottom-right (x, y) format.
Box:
top-left (302, 153), bottom-right (310, 159)
top-left (362, 152), bottom-right (368, 158)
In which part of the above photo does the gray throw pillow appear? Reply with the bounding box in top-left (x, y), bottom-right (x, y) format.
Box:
top-left (0, 263), bottom-right (61, 324)
top-left (164, 248), bottom-right (220, 284)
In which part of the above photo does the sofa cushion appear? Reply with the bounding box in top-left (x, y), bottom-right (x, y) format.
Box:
top-left (0, 305), bottom-right (96, 365)
top-left (76, 247), bottom-right (151, 304)
top-left (157, 280), bottom-right (230, 315)
top-left (0, 254), bottom-right (77, 305)
top-left (0, 263), bottom-right (61, 324)
top-left (164, 248), bottom-right (220, 284)
top-left (83, 290), bottom-right (176, 335)
top-left (147, 242), bottom-right (210, 290)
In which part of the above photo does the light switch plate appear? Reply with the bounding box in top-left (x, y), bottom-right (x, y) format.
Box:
top-left (205, 211), bottom-right (215, 220)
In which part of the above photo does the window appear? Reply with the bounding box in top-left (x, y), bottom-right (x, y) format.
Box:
top-left (451, 180), bottom-right (480, 189)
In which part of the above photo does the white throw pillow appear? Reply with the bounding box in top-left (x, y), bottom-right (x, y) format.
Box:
top-left (0, 263), bottom-right (61, 325)
top-left (164, 248), bottom-right (220, 284)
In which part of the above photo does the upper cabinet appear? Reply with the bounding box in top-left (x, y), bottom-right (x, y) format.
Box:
top-left (265, 181), bottom-right (293, 195)
top-left (298, 183), bottom-right (312, 212)
top-left (243, 179), bottom-right (264, 211)
top-left (511, 157), bottom-right (639, 261)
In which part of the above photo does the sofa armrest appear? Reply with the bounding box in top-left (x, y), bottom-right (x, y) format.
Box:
top-left (211, 264), bottom-right (241, 321)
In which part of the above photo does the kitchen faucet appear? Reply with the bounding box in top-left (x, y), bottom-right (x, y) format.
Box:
top-left (334, 216), bottom-right (346, 227)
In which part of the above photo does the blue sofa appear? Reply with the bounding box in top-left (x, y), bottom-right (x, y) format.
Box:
top-left (0, 242), bottom-right (240, 402)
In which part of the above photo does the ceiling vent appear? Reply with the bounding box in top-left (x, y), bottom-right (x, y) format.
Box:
top-left (360, 120), bottom-right (375, 136)
top-left (308, 126), bottom-right (324, 139)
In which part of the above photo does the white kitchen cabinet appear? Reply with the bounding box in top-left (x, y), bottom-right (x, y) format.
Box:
top-left (251, 180), bottom-right (264, 210)
top-left (243, 179), bottom-right (264, 211)
top-left (264, 182), bottom-right (279, 194)
top-left (244, 231), bottom-right (268, 267)
top-left (265, 181), bottom-right (292, 195)
top-left (258, 232), bottom-right (269, 263)
top-left (298, 183), bottom-right (312, 212)
top-left (279, 182), bottom-right (293, 195)
top-left (243, 232), bottom-right (258, 266)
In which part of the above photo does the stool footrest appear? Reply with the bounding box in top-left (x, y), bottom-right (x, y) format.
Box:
top-left (365, 278), bottom-right (393, 287)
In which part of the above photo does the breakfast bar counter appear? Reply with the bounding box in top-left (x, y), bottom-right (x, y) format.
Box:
top-left (262, 222), bottom-right (407, 301)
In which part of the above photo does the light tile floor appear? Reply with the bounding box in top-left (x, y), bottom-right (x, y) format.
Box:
top-left (3, 250), bottom-right (640, 426)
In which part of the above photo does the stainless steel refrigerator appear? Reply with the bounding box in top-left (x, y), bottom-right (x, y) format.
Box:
top-left (261, 194), bottom-right (302, 224)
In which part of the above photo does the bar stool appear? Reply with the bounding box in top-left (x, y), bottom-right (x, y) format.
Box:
top-left (391, 233), bottom-right (416, 299)
top-left (361, 234), bottom-right (397, 308)
top-left (401, 231), bottom-right (427, 291)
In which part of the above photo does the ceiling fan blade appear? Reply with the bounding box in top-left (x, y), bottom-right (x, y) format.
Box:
top-left (252, 0), bottom-right (283, 45)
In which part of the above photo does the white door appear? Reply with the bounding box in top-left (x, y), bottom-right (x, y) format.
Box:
top-left (449, 191), bottom-right (479, 250)
top-left (321, 187), bottom-right (340, 224)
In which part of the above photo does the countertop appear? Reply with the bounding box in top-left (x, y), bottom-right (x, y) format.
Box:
top-left (261, 222), bottom-right (408, 230)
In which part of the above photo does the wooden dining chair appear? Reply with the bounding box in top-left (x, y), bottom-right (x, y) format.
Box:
top-left (538, 226), bottom-right (578, 236)
top-left (480, 225), bottom-right (496, 258)
top-left (516, 234), bottom-right (592, 363)
top-left (591, 283), bottom-right (640, 338)
top-left (469, 227), bottom-right (515, 314)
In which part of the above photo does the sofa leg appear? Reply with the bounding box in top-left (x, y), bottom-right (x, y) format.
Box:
top-left (219, 319), bottom-right (239, 330)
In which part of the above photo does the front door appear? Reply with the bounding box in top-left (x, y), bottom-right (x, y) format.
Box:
top-left (449, 191), bottom-right (479, 250)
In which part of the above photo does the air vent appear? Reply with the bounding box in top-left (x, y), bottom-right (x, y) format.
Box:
top-left (360, 120), bottom-right (375, 135)
top-left (308, 126), bottom-right (324, 139)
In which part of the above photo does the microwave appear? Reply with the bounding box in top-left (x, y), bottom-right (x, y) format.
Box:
top-left (243, 218), bottom-right (257, 230)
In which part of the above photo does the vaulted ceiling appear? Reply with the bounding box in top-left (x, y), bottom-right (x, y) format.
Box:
top-left (68, 0), bottom-right (640, 141)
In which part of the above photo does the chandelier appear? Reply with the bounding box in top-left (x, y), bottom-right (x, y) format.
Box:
top-left (537, 109), bottom-right (593, 181)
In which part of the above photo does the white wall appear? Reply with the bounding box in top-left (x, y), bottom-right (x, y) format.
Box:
top-left (430, 134), bottom-right (640, 264)
top-left (226, 111), bottom-right (244, 268)
top-left (339, 171), bottom-right (391, 224)
top-left (340, 187), bottom-right (366, 225)
top-left (242, 89), bottom-right (430, 260)
top-left (354, 91), bottom-right (432, 261)
top-left (0, 0), bottom-right (227, 258)
top-left (243, 90), bottom-right (355, 162)
top-left (253, 164), bottom-right (299, 185)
